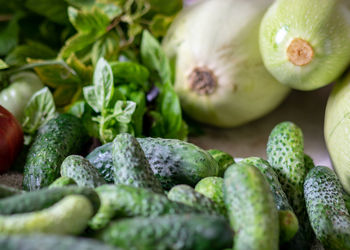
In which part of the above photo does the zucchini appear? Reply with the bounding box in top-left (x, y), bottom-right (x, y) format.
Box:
top-left (60, 155), bottom-right (106, 188)
top-left (224, 163), bottom-right (279, 250)
top-left (0, 234), bottom-right (118, 250)
top-left (304, 166), bottom-right (350, 249)
top-left (89, 184), bottom-right (197, 230)
top-left (0, 186), bottom-right (100, 215)
top-left (23, 114), bottom-right (88, 191)
top-left (167, 184), bottom-right (223, 216)
top-left (0, 195), bottom-right (93, 235)
top-left (97, 214), bottom-right (233, 250)
top-left (240, 157), bottom-right (298, 243)
top-left (112, 133), bottom-right (163, 193)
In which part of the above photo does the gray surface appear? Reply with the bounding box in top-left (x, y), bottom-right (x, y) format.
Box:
top-left (190, 85), bottom-right (333, 168)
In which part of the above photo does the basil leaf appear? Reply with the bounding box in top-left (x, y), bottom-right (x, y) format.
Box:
top-left (91, 31), bottom-right (120, 66)
top-left (0, 15), bottom-right (19, 56)
top-left (149, 0), bottom-right (182, 15)
top-left (110, 61), bottom-right (149, 89)
top-left (0, 59), bottom-right (8, 70)
top-left (140, 30), bottom-right (171, 84)
top-left (83, 85), bottom-right (99, 112)
top-left (95, 3), bottom-right (123, 20)
top-left (66, 54), bottom-right (93, 83)
top-left (68, 6), bottom-right (110, 34)
top-left (67, 100), bottom-right (85, 118)
top-left (25, 0), bottom-right (69, 25)
top-left (93, 57), bottom-right (114, 111)
top-left (21, 87), bottom-right (56, 134)
top-left (5, 41), bottom-right (56, 66)
top-left (113, 100), bottom-right (136, 123)
top-left (65, 0), bottom-right (95, 9)
top-left (150, 14), bottom-right (174, 38)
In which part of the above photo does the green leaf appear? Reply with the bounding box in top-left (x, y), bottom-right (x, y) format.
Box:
top-left (140, 30), bottom-right (171, 83)
top-left (95, 3), bottom-right (123, 20)
top-left (148, 0), bottom-right (182, 16)
top-left (68, 6), bottom-right (110, 33)
top-left (66, 54), bottom-right (93, 83)
top-left (25, 0), bottom-right (69, 25)
top-left (21, 87), bottom-right (56, 134)
top-left (0, 15), bottom-right (19, 56)
top-left (59, 31), bottom-right (104, 59)
top-left (110, 61), bottom-right (149, 89)
top-left (129, 91), bottom-right (146, 136)
top-left (0, 59), bottom-right (8, 70)
top-left (65, 0), bottom-right (95, 8)
top-left (5, 41), bottom-right (56, 66)
top-left (67, 100), bottom-right (85, 118)
top-left (91, 31), bottom-right (120, 66)
top-left (93, 58), bottom-right (114, 111)
top-left (150, 14), bottom-right (174, 38)
top-left (83, 85), bottom-right (99, 113)
top-left (113, 100), bottom-right (136, 123)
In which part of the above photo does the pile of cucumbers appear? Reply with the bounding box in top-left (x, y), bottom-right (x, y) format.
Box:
top-left (0, 114), bottom-right (349, 250)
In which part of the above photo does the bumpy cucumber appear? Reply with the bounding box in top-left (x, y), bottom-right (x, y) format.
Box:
top-left (240, 157), bottom-right (298, 243)
top-left (97, 214), bottom-right (233, 250)
top-left (0, 195), bottom-right (93, 235)
top-left (86, 143), bottom-right (114, 183)
top-left (49, 177), bottom-right (76, 188)
top-left (89, 184), bottom-right (197, 230)
top-left (194, 177), bottom-right (226, 215)
top-left (304, 154), bottom-right (315, 174)
top-left (112, 134), bottom-right (163, 193)
top-left (60, 155), bottom-right (106, 188)
top-left (87, 138), bottom-right (219, 189)
top-left (167, 184), bottom-right (223, 216)
top-left (207, 149), bottom-right (234, 177)
top-left (23, 114), bottom-right (88, 191)
top-left (304, 166), bottom-right (350, 250)
top-left (344, 191), bottom-right (350, 213)
top-left (0, 235), bottom-right (118, 250)
top-left (223, 163), bottom-right (279, 250)
top-left (138, 137), bottom-right (219, 189)
top-left (267, 122), bottom-right (312, 249)
top-left (0, 185), bottom-right (23, 199)
top-left (0, 186), bottom-right (99, 215)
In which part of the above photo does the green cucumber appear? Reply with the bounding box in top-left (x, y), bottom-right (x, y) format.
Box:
top-left (194, 177), bottom-right (226, 215)
top-left (304, 166), bottom-right (350, 250)
top-left (87, 138), bottom-right (219, 189)
top-left (0, 185), bottom-right (23, 199)
top-left (49, 177), bottom-right (77, 188)
top-left (224, 163), bottom-right (279, 250)
top-left (112, 133), bottom-right (163, 193)
top-left (344, 191), bottom-right (350, 213)
top-left (89, 184), bottom-right (197, 230)
top-left (0, 186), bottom-right (100, 215)
top-left (97, 214), bottom-right (233, 250)
top-left (167, 184), bottom-right (223, 216)
top-left (0, 235), bottom-right (118, 250)
top-left (23, 114), bottom-right (88, 191)
top-left (207, 149), bottom-right (234, 177)
top-left (86, 143), bottom-right (114, 183)
top-left (0, 195), bottom-right (93, 235)
top-left (240, 157), bottom-right (298, 243)
top-left (60, 155), bottom-right (106, 188)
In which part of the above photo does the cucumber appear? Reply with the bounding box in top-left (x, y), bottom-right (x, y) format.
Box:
top-left (0, 186), bottom-right (100, 215)
top-left (267, 122), bottom-right (313, 249)
top-left (207, 149), bottom-right (234, 177)
top-left (344, 191), bottom-right (350, 212)
top-left (87, 138), bottom-right (219, 189)
top-left (304, 154), bottom-right (315, 174)
top-left (23, 114), bottom-right (88, 191)
top-left (0, 185), bottom-right (23, 199)
top-left (304, 166), bottom-right (350, 250)
top-left (194, 177), bottom-right (226, 215)
top-left (112, 133), bottom-right (163, 193)
top-left (0, 234), bottom-right (118, 250)
top-left (223, 163), bottom-right (279, 250)
top-left (240, 157), bottom-right (298, 243)
top-left (138, 137), bottom-right (219, 189)
top-left (60, 155), bottom-right (106, 188)
top-left (97, 214), bottom-right (233, 250)
top-left (89, 184), bottom-right (197, 230)
top-left (167, 184), bottom-right (223, 216)
top-left (86, 143), bottom-right (114, 183)
top-left (0, 195), bottom-right (93, 235)
top-left (49, 177), bottom-right (76, 188)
